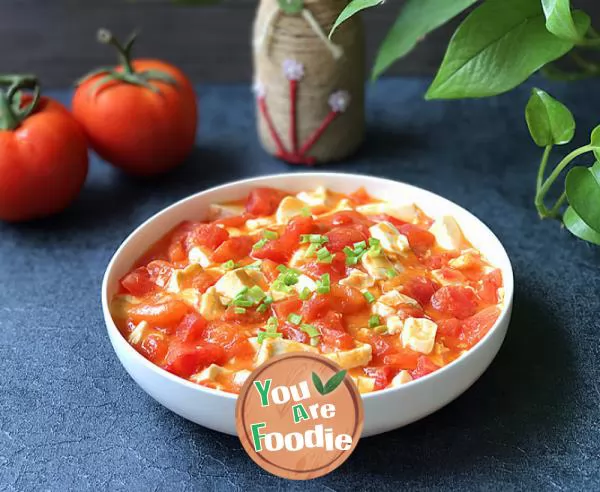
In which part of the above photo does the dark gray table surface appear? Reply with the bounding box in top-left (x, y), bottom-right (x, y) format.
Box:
top-left (1, 78), bottom-right (599, 491)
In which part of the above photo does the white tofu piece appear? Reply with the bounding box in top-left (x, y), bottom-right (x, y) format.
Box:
top-left (166, 263), bottom-right (203, 294)
top-left (214, 268), bottom-right (266, 304)
top-left (178, 288), bottom-right (201, 309)
top-left (233, 370), bottom-right (252, 388)
top-left (255, 337), bottom-right (317, 366)
top-left (245, 216), bottom-right (275, 231)
top-left (356, 202), bottom-right (418, 223)
top-left (275, 196), bottom-right (307, 224)
top-left (324, 342), bottom-right (372, 370)
top-left (361, 252), bottom-right (397, 280)
top-left (289, 247), bottom-right (308, 268)
top-left (429, 216), bottom-right (464, 251)
top-left (372, 302), bottom-right (396, 318)
top-left (497, 287), bottom-right (505, 304)
top-left (369, 222), bottom-right (410, 255)
top-left (339, 269), bottom-right (375, 289)
top-left (226, 227), bottom-right (242, 237)
top-left (401, 317), bottom-right (438, 355)
top-left (378, 289), bottom-right (420, 308)
top-left (295, 274), bottom-right (317, 294)
top-left (386, 315), bottom-right (404, 335)
top-left (315, 198), bottom-right (353, 218)
top-left (208, 203), bottom-right (245, 220)
top-left (429, 342), bottom-right (451, 367)
top-left (128, 321), bottom-right (148, 344)
top-left (352, 376), bottom-right (376, 393)
top-left (296, 186), bottom-right (328, 207)
top-left (199, 286), bottom-right (225, 320)
top-left (188, 246), bottom-right (213, 268)
top-left (190, 364), bottom-right (232, 384)
top-left (389, 370), bottom-right (413, 387)
top-left (448, 251), bottom-right (481, 270)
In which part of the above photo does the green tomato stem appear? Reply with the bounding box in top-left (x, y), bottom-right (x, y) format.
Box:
top-left (0, 74), bottom-right (41, 131)
top-left (97, 29), bottom-right (136, 75)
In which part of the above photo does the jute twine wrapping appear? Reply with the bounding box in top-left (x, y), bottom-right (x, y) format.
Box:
top-left (253, 0), bottom-right (365, 163)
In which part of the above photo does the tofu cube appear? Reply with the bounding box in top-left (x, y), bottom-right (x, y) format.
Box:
top-left (361, 251), bottom-right (398, 280)
top-left (386, 315), bottom-right (404, 335)
top-left (275, 196), bottom-right (307, 224)
top-left (339, 269), bottom-right (375, 289)
top-left (369, 222), bottom-right (410, 255)
top-left (429, 216), bottom-right (464, 251)
top-left (255, 337), bottom-right (317, 366)
top-left (356, 202), bottom-right (418, 222)
top-left (208, 203), bottom-right (245, 220)
top-left (324, 342), bottom-right (372, 370)
top-left (214, 268), bottom-right (265, 303)
top-left (352, 376), bottom-right (376, 393)
top-left (188, 246), bottom-right (213, 268)
top-left (296, 186), bottom-right (329, 207)
top-left (378, 289), bottom-right (420, 308)
top-left (245, 216), bottom-right (275, 231)
top-left (401, 317), bottom-right (438, 355)
top-left (389, 370), bottom-right (413, 387)
top-left (190, 364), bottom-right (232, 384)
top-left (167, 263), bottom-right (203, 293)
top-left (199, 286), bottom-right (225, 320)
top-left (233, 370), bottom-right (252, 388)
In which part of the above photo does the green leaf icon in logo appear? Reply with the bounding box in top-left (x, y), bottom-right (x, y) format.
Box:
top-left (312, 370), bottom-right (347, 396)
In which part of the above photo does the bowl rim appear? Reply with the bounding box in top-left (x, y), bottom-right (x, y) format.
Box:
top-left (101, 171), bottom-right (514, 402)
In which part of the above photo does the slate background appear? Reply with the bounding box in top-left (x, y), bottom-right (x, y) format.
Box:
top-left (1, 78), bottom-right (599, 491)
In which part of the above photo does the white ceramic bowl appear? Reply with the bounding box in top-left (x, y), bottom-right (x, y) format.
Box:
top-left (102, 173), bottom-right (513, 437)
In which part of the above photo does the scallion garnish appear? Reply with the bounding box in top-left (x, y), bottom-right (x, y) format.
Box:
top-left (222, 260), bottom-right (236, 270)
top-left (263, 230), bottom-right (279, 240)
top-left (299, 287), bottom-right (311, 300)
top-left (316, 273), bottom-right (331, 294)
top-left (368, 314), bottom-right (381, 329)
top-left (288, 313), bottom-right (303, 325)
top-left (234, 307), bottom-right (246, 314)
top-left (385, 268), bottom-right (398, 278)
top-left (305, 243), bottom-right (319, 258)
top-left (316, 247), bottom-right (333, 264)
top-left (253, 238), bottom-right (268, 250)
top-left (363, 291), bottom-right (376, 303)
top-left (300, 234), bottom-right (329, 245)
top-left (300, 207), bottom-right (311, 217)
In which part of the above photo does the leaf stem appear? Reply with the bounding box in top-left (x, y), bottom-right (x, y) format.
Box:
top-left (537, 145), bottom-right (552, 192)
top-left (549, 192), bottom-right (567, 218)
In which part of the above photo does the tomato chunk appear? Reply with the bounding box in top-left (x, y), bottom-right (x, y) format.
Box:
top-left (329, 284), bottom-right (367, 314)
top-left (211, 236), bottom-right (254, 263)
top-left (245, 187), bottom-right (289, 216)
top-left (176, 313), bottom-right (208, 343)
top-left (477, 269), bottom-right (503, 304)
top-left (301, 253), bottom-right (347, 282)
top-left (163, 342), bottom-right (226, 378)
top-left (461, 306), bottom-right (500, 347)
top-left (382, 350), bottom-right (420, 370)
top-left (314, 312), bottom-right (354, 351)
top-left (128, 299), bottom-right (189, 325)
top-left (325, 225), bottom-right (369, 252)
top-left (363, 366), bottom-right (396, 390)
top-left (139, 333), bottom-right (168, 362)
top-left (120, 267), bottom-right (155, 296)
top-left (411, 356), bottom-right (439, 380)
top-left (398, 224), bottom-right (435, 254)
top-left (280, 322), bottom-right (310, 344)
top-left (404, 276), bottom-right (439, 306)
top-left (187, 223), bottom-right (229, 251)
top-left (272, 298), bottom-right (303, 322)
top-left (431, 285), bottom-right (478, 319)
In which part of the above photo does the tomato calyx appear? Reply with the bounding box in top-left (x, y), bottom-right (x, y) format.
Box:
top-left (76, 29), bottom-right (178, 96)
top-left (0, 74), bottom-right (41, 131)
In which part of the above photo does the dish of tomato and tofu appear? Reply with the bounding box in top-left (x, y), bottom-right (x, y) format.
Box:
top-left (111, 186), bottom-right (504, 394)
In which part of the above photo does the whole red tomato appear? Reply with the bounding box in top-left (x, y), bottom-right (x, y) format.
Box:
top-left (73, 29), bottom-right (197, 176)
top-left (0, 75), bottom-right (88, 222)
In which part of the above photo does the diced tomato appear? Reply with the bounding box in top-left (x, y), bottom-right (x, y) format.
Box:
top-left (201, 322), bottom-right (250, 359)
top-left (146, 260), bottom-right (175, 289)
top-left (245, 187), bottom-right (289, 216)
top-left (301, 253), bottom-right (347, 282)
top-left (280, 322), bottom-right (310, 344)
top-left (436, 318), bottom-right (463, 350)
top-left (220, 306), bottom-right (269, 325)
top-left (260, 259), bottom-right (280, 282)
top-left (139, 333), bottom-right (168, 362)
top-left (369, 214), bottom-right (407, 228)
top-left (461, 306), bottom-right (500, 347)
top-left (120, 267), bottom-right (155, 296)
top-left (214, 213), bottom-right (253, 228)
top-left (211, 236), bottom-right (254, 263)
top-left (272, 298), bottom-right (303, 322)
top-left (382, 350), bottom-right (420, 370)
top-left (191, 272), bottom-right (218, 294)
top-left (363, 366), bottom-right (396, 390)
top-left (410, 356), bottom-right (439, 380)
top-left (176, 313), bottom-right (208, 343)
top-left (163, 342), bottom-right (226, 378)
top-left (329, 284), bottom-right (367, 314)
top-left (128, 299), bottom-right (189, 325)
top-left (314, 312), bottom-right (354, 351)
top-left (368, 333), bottom-right (395, 361)
top-left (477, 269), bottom-right (503, 304)
top-left (398, 224), bottom-right (435, 255)
top-left (330, 210), bottom-right (373, 227)
top-left (435, 267), bottom-right (465, 285)
top-left (285, 216), bottom-right (316, 238)
top-left (404, 276), bottom-right (439, 306)
top-left (187, 223), bottom-right (229, 251)
top-left (348, 187), bottom-right (372, 205)
top-left (301, 294), bottom-right (332, 322)
top-left (252, 239), bottom-right (291, 264)
top-left (168, 239), bottom-right (187, 263)
top-left (325, 225), bottom-right (369, 252)
top-left (431, 285), bottom-right (478, 319)
top-left (422, 252), bottom-right (458, 269)
top-left (396, 305), bottom-right (426, 320)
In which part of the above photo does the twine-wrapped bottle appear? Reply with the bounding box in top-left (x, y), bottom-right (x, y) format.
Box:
top-left (252, 0), bottom-right (365, 165)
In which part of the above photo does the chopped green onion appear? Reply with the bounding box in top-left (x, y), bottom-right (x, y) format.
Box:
top-left (263, 295), bottom-right (273, 305)
top-left (266, 316), bottom-right (279, 331)
top-left (301, 207), bottom-right (311, 217)
top-left (316, 273), bottom-right (331, 294)
top-left (247, 285), bottom-right (266, 303)
top-left (222, 260), bottom-right (236, 270)
top-left (374, 325), bottom-right (388, 334)
top-left (300, 234), bottom-right (329, 244)
top-left (232, 298), bottom-right (254, 307)
top-left (363, 291), bottom-right (376, 303)
top-left (305, 243), bottom-right (319, 258)
top-left (300, 323), bottom-right (320, 338)
top-left (277, 264), bottom-right (288, 273)
top-left (288, 313), bottom-right (302, 325)
top-left (253, 238), bottom-right (268, 250)
top-left (386, 268), bottom-right (398, 278)
top-left (234, 307), bottom-right (246, 314)
top-left (256, 303), bottom-right (269, 313)
top-left (299, 287), bottom-right (311, 300)
top-left (257, 331), bottom-right (282, 343)
top-left (316, 247), bottom-right (332, 264)
top-left (368, 315), bottom-right (381, 329)
top-left (353, 241), bottom-right (367, 251)
top-left (263, 230), bottom-right (279, 240)
top-left (368, 238), bottom-right (380, 247)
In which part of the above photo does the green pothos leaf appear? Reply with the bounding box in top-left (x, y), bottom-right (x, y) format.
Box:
top-left (278, 0), bottom-right (304, 15)
top-left (591, 125), bottom-right (600, 161)
top-left (330, 0), bottom-right (383, 38)
top-left (563, 206), bottom-right (600, 245)
top-left (565, 162), bottom-right (600, 232)
top-left (542, 0), bottom-right (591, 42)
top-left (525, 88), bottom-right (575, 146)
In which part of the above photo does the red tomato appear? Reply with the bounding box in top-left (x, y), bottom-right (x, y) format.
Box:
top-left (436, 318), bottom-right (463, 350)
top-left (369, 214), bottom-right (407, 228)
top-left (461, 306), bottom-right (500, 347)
top-left (201, 322), bottom-right (251, 359)
top-left (404, 276), bottom-right (439, 306)
top-left (301, 253), bottom-right (347, 282)
top-left (211, 236), bottom-right (254, 263)
top-left (322, 210), bottom-right (373, 228)
top-left (301, 295), bottom-right (332, 321)
top-left (329, 284), bottom-right (367, 314)
top-left (254, 216), bottom-right (315, 263)
top-left (272, 298), bottom-right (302, 322)
top-left (146, 260), bottom-right (175, 288)
top-left (398, 224), bottom-right (435, 254)
top-left (285, 216), bottom-right (316, 238)
top-left (280, 322), bottom-right (310, 344)
top-left (348, 187), bottom-right (372, 205)
top-left (140, 333), bottom-right (168, 362)
top-left (363, 366), bottom-right (396, 390)
top-left (325, 225), bottom-right (369, 252)
top-left (190, 272), bottom-right (217, 294)
top-left (128, 299), bottom-right (189, 325)
top-left (214, 213), bottom-right (253, 228)
top-left (176, 313), bottom-right (207, 343)
top-left (382, 350), bottom-right (420, 370)
top-left (0, 83), bottom-right (88, 222)
top-left (187, 223), bottom-right (229, 251)
top-left (163, 342), bottom-right (226, 378)
top-left (431, 285), bottom-right (478, 319)
top-left (73, 32), bottom-right (197, 176)
top-left (317, 322), bottom-right (354, 351)
top-left (120, 267), bottom-right (155, 296)
top-left (477, 269), bottom-right (503, 304)
top-left (220, 306), bottom-right (269, 325)
top-left (411, 356), bottom-right (439, 380)
top-left (260, 259), bottom-right (280, 282)
top-left (369, 333), bottom-right (395, 360)
top-left (245, 187), bottom-right (289, 216)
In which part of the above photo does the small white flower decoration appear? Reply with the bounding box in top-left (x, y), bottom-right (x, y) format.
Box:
top-left (282, 59), bottom-right (305, 81)
top-left (252, 80), bottom-right (266, 99)
top-left (328, 90), bottom-right (351, 113)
